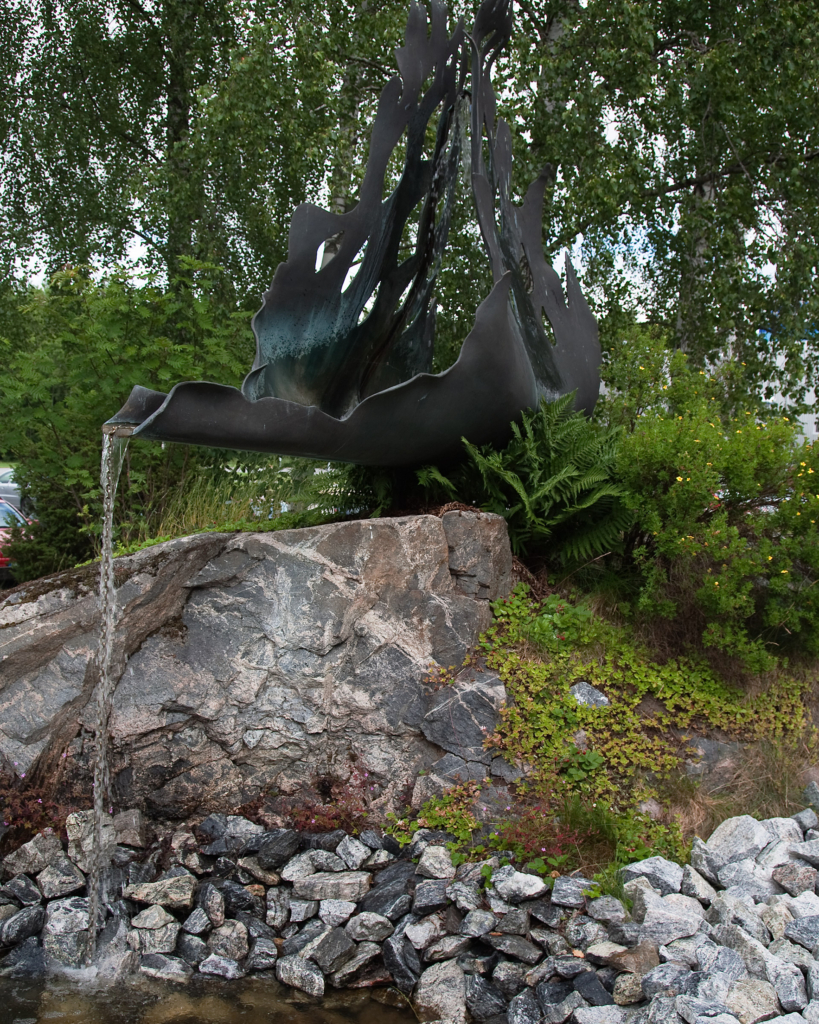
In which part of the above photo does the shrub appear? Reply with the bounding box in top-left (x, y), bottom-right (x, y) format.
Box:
top-left (605, 334), bottom-right (819, 670)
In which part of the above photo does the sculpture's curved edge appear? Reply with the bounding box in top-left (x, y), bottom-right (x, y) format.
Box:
top-left (105, 274), bottom-right (538, 466)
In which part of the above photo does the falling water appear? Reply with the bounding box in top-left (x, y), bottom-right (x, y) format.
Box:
top-left (87, 425), bottom-right (131, 963)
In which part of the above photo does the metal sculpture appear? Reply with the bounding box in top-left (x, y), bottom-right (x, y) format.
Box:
top-left (106, 0), bottom-right (600, 465)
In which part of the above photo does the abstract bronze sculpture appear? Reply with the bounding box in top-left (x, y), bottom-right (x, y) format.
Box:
top-left (106, 0), bottom-right (600, 465)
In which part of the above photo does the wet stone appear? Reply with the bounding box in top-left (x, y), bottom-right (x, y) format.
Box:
top-left (304, 830), bottom-right (347, 853)
top-left (207, 920), bottom-right (249, 961)
top-left (176, 932), bottom-right (209, 966)
top-left (124, 874), bottom-right (196, 910)
top-left (245, 936), bottom-right (278, 972)
top-left (359, 830), bottom-right (383, 850)
top-left (3, 875), bottom-right (42, 906)
top-left (359, 878), bottom-right (412, 920)
top-left (328, 941), bottom-right (381, 988)
top-left (2, 831), bottom-right (63, 878)
top-left (1, 905), bottom-right (45, 946)
top-left (276, 952), bottom-right (325, 997)
top-left (199, 953), bottom-right (245, 979)
top-left (282, 919), bottom-right (328, 956)
top-left (36, 854), bottom-right (85, 900)
top-left (0, 936), bottom-right (46, 978)
top-left (214, 879), bottom-right (264, 918)
top-left (382, 916), bottom-right (422, 994)
top-left (140, 952), bottom-right (193, 982)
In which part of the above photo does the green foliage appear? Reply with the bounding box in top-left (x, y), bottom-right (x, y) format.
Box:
top-left (0, 264), bottom-right (257, 580)
top-left (463, 395), bottom-right (630, 559)
top-left (385, 780), bottom-right (482, 847)
top-left (482, 584), bottom-right (810, 810)
top-left (603, 333), bottom-right (819, 669)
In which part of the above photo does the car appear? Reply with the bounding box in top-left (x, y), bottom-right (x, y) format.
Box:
top-left (0, 468), bottom-right (25, 512)
top-left (0, 497), bottom-right (30, 582)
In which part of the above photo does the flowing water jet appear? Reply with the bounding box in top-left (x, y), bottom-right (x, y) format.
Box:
top-left (87, 424), bottom-right (132, 963)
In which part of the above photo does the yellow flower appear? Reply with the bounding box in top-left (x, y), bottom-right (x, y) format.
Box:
top-left (781, 570), bottom-right (789, 574)
top-left (676, 476), bottom-right (683, 482)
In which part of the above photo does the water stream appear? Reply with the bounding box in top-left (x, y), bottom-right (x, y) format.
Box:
top-left (87, 426), bottom-right (131, 961)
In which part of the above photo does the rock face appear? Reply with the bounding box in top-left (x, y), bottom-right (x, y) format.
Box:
top-left (0, 512), bottom-right (512, 819)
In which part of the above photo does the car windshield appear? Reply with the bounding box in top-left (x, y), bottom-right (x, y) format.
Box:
top-left (0, 503), bottom-right (24, 527)
top-left (0, 470), bottom-right (14, 483)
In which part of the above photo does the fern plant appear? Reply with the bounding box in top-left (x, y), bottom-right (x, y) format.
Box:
top-left (463, 394), bottom-right (630, 559)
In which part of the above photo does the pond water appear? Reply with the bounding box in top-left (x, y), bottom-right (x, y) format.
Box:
top-left (0, 974), bottom-right (415, 1024)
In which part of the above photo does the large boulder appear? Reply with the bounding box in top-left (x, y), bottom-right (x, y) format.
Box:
top-left (0, 512), bottom-right (512, 819)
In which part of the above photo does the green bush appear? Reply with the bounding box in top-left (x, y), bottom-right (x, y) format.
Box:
top-left (0, 263), bottom-right (256, 580)
top-left (602, 332), bottom-right (819, 670)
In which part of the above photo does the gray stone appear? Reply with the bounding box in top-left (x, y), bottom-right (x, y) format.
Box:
top-left (784, 914), bottom-right (819, 950)
top-left (281, 919), bottom-right (328, 957)
top-left (485, 933), bottom-right (542, 964)
top-left (181, 907), bottom-right (211, 936)
top-left (140, 953), bottom-right (193, 981)
top-left (465, 974), bottom-right (507, 1021)
top-left (176, 932), bottom-right (209, 966)
top-left (461, 909), bottom-right (497, 936)
top-left (405, 914), bottom-right (446, 950)
top-left (490, 864), bottom-right (548, 902)
top-left (612, 973), bottom-right (643, 1006)
top-left (574, 970), bottom-right (615, 1005)
top-left (766, 954), bottom-right (807, 1011)
top-left (492, 959), bottom-right (528, 998)
top-left (256, 829), bottom-right (301, 870)
top-left (2, 831), bottom-right (63, 878)
top-left (772, 861), bottom-right (817, 896)
top-left (265, 887), bottom-right (291, 930)
top-left (642, 962), bottom-right (694, 998)
top-left (65, 809), bottom-right (117, 873)
top-left (36, 854), bottom-right (85, 900)
top-left (572, 1009), bottom-right (626, 1024)
top-left (507, 988), bottom-right (542, 1024)
top-left (0, 519), bottom-right (510, 822)
top-left (787, 889), bottom-right (819, 917)
top-left (424, 934), bottom-right (472, 961)
top-left (761, 817), bottom-right (803, 844)
top-left (280, 851), bottom-right (321, 881)
top-left (132, 904), bottom-right (176, 929)
top-left (0, 936), bottom-right (46, 977)
top-left (289, 899), bottom-right (318, 922)
top-left (124, 874), bottom-right (196, 909)
top-left (199, 953), bottom-right (245, 979)
top-left (421, 666), bottom-right (508, 765)
top-left (328, 940), bottom-right (381, 987)
top-left (680, 865), bottom-right (717, 905)
top-left (131, 922), bottom-right (181, 955)
top-left (792, 808), bottom-right (819, 832)
top-left (708, 894), bottom-right (771, 945)
top-left (723, 977), bottom-right (779, 1024)
top-left (207, 920), bottom-right (249, 961)
top-left (417, 845), bottom-right (456, 880)
top-left (803, 781), bottom-right (819, 811)
top-left (1, 904), bottom-right (44, 946)
top-left (292, 871), bottom-right (371, 902)
top-left (621, 857), bottom-right (685, 896)
top-left (761, 902), bottom-right (793, 941)
top-left (413, 878), bottom-right (450, 915)
top-left (552, 875), bottom-right (593, 908)
top-left (302, 925), bottom-right (356, 973)
top-left (565, 916), bottom-right (608, 950)
top-left (2, 874), bottom-right (41, 906)
top-left (318, 899), bottom-right (357, 926)
top-left (588, 896), bottom-right (628, 924)
top-left (703, 816), bottom-right (772, 872)
top-left (382, 914), bottom-right (422, 994)
top-left (336, 835), bottom-right (371, 870)
top-left (770, 935), bottom-right (815, 971)
top-left (640, 892), bottom-right (705, 946)
top-left (717, 859), bottom-right (780, 900)
top-left (345, 911), bottom-right (394, 942)
top-left (43, 895), bottom-right (88, 935)
top-left (570, 681), bottom-right (610, 707)
top-left (414, 959), bottom-right (467, 1023)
